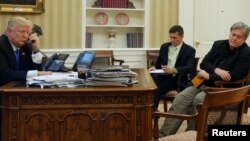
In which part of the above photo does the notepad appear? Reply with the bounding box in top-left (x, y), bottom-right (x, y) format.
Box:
top-left (191, 75), bottom-right (204, 87)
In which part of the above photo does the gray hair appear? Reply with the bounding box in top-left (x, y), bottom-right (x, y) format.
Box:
top-left (6, 16), bottom-right (33, 33)
top-left (230, 22), bottom-right (250, 40)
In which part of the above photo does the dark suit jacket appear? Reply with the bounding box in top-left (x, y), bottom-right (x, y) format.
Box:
top-left (0, 34), bottom-right (42, 86)
top-left (200, 40), bottom-right (250, 87)
top-left (154, 42), bottom-right (196, 90)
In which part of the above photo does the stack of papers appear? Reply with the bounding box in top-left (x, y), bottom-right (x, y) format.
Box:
top-left (93, 65), bottom-right (130, 72)
top-left (86, 66), bottom-right (138, 87)
top-left (88, 77), bottom-right (131, 83)
top-left (27, 72), bottom-right (85, 88)
top-left (86, 81), bottom-right (128, 87)
top-left (92, 71), bottom-right (137, 78)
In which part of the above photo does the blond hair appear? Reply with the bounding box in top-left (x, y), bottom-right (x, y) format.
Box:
top-left (6, 16), bottom-right (33, 33)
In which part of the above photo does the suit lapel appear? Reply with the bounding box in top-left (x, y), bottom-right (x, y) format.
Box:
top-left (175, 43), bottom-right (186, 66)
top-left (5, 38), bottom-right (18, 69)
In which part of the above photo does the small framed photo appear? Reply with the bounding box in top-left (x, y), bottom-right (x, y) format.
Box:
top-left (0, 0), bottom-right (44, 13)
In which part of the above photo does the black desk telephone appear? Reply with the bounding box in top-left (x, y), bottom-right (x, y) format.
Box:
top-left (44, 53), bottom-right (70, 72)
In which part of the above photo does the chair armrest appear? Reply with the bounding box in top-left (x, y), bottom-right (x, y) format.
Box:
top-left (153, 112), bottom-right (198, 120)
top-left (215, 70), bottom-right (250, 87)
top-left (113, 58), bottom-right (125, 65)
top-left (204, 87), bottom-right (232, 93)
top-left (215, 79), bottom-right (248, 87)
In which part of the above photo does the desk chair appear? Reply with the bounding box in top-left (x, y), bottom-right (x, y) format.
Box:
top-left (92, 50), bottom-right (124, 66)
top-left (152, 85), bottom-right (250, 141)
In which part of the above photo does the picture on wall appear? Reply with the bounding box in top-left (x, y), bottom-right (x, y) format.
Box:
top-left (0, 0), bottom-right (44, 13)
top-left (0, 0), bottom-right (37, 6)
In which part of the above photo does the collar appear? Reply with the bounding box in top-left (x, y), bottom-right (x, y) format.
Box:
top-left (10, 42), bottom-right (19, 52)
top-left (170, 42), bottom-right (183, 51)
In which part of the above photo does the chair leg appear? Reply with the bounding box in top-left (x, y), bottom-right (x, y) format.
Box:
top-left (153, 116), bottom-right (160, 140)
top-left (163, 100), bottom-right (168, 112)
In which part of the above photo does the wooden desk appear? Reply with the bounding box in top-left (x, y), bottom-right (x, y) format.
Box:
top-left (0, 69), bottom-right (156, 141)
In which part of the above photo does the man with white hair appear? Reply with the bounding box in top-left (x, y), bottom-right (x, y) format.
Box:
top-left (0, 16), bottom-right (51, 86)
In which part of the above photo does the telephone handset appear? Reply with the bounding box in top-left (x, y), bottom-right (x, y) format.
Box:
top-left (25, 40), bottom-right (35, 46)
top-left (44, 53), bottom-right (70, 72)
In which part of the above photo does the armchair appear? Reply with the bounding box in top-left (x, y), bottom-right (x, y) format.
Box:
top-left (92, 50), bottom-right (124, 66)
top-left (153, 85), bottom-right (250, 141)
top-left (146, 50), bottom-right (159, 68)
top-left (214, 70), bottom-right (250, 124)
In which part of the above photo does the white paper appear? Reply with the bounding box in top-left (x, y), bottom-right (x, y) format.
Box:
top-left (27, 71), bottom-right (84, 88)
top-left (32, 72), bottom-right (79, 82)
top-left (149, 69), bottom-right (164, 73)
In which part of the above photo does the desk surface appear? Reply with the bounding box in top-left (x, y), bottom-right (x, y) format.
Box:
top-left (0, 69), bottom-right (156, 93)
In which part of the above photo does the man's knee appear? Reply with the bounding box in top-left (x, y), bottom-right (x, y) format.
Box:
top-left (193, 92), bottom-right (206, 105)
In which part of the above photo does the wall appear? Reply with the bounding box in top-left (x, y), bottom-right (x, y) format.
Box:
top-left (0, 0), bottom-right (178, 50)
top-left (178, 0), bottom-right (194, 46)
top-left (0, 0), bottom-right (178, 68)
top-left (0, 0), bottom-right (82, 50)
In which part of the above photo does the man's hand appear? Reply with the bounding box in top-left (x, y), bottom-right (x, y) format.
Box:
top-left (214, 68), bottom-right (231, 81)
top-left (161, 65), bottom-right (174, 74)
top-left (197, 70), bottom-right (209, 80)
top-left (148, 66), bottom-right (156, 71)
top-left (28, 33), bottom-right (40, 52)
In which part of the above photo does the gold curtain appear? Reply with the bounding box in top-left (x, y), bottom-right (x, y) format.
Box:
top-left (149, 0), bottom-right (179, 48)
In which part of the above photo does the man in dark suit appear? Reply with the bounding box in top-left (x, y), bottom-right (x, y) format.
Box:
top-left (0, 16), bottom-right (51, 86)
top-left (149, 25), bottom-right (196, 110)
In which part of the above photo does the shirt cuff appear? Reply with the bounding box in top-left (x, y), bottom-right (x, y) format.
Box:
top-left (31, 52), bottom-right (43, 64)
top-left (26, 70), bottom-right (38, 80)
